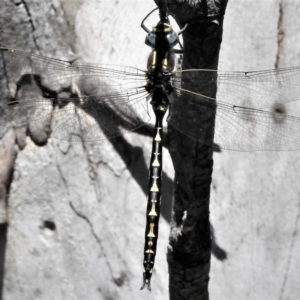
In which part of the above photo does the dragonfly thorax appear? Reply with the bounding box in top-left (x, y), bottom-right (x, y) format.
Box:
top-left (146, 65), bottom-right (174, 99)
top-left (147, 50), bottom-right (176, 73)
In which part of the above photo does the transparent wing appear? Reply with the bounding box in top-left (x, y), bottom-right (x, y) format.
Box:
top-left (0, 48), bottom-right (150, 142)
top-left (174, 67), bottom-right (300, 109)
top-left (170, 68), bottom-right (300, 151)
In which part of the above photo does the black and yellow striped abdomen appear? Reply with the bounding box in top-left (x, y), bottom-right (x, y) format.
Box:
top-left (141, 104), bottom-right (167, 290)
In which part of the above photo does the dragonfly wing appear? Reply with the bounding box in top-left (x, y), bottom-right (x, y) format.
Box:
top-left (168, 89), bottom-right (216, 146)
top-left (169, 88), bottom-right (300, 151)
top-left (4, 92), bottom-right (150, 143)
top-left (174, 67), bottom-right (300, 109)
top-left (0, 48), bottom-right (150, 142)
top-left (215, 102), bottom-right (300, 151)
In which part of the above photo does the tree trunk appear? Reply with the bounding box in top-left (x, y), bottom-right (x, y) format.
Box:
top-left (159, 1), bottom-right (228, 299)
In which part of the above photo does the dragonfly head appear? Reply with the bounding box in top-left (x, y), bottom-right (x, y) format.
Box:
top-left (145, 21), bottom-right (179, 50)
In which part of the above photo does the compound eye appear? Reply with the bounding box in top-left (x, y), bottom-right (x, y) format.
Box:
top-left (167, 32), bottom-right (179, 47)
top-left (145, 33), bottom-right (156, 47)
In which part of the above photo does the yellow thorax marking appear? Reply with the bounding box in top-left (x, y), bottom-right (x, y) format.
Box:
top-left (154, 127), bottom-right (162, 142)
top-left (153, 23), bottom-right (172, 33)
top-left (151, 51), bottom-right (157, 69)
top-left (162, 58), bottom-right (168, 69)
top-left (147, 223), bottom-right (156, 238)
top-left (150, 176), bottom-right (159, 192)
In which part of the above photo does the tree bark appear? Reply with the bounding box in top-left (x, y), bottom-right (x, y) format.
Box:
top-left (155, 1), bottom-right (228, 299)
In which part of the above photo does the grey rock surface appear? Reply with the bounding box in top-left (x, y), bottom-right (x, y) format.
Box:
top-left (1, 0), bottom-right (171, 299)
top-left (210, 1), bottom-right (300, 299)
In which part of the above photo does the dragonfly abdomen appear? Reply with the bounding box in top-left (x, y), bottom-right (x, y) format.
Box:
top-left (141, 105), bottom-right (166, 291)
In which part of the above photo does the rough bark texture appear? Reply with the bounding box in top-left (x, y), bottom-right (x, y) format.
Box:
top-left (153, 1), bottom-right (228, 299)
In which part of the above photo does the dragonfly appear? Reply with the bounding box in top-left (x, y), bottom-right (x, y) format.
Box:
top-left (2, 1), bottom-right (300, 292)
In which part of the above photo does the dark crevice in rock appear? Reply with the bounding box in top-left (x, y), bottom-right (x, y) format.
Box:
top-left (21, 0), bottom-right (40, 51)
top-left (56, 164), bottom-right (68, 191)
top-left (279, 195), bottom-right (300, 300)
top-left (275, 0), bottom-right (284, 69)
top-left (69, 202), bottom-right (103, 249)
top-left (113, 271), bottom-right (127, 287)
top-left (4, 156), bottom-right (15, 207)
top-left (0, 52), bottom-right (10, 100)
top-left (15, 74), bottom-right (58, 100)
top-left (10, 0), bottom-right (23, 6)
top-left (69, 201), bottom-right (115, 278)
top-left (10, 0), bottom-right (22, 6)
top-left (50, 3), bottom-right (57, 15)
top-left (78, 139), bottom-right (103, 204)
top-left (43, 220), bottom-right (56, 231)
